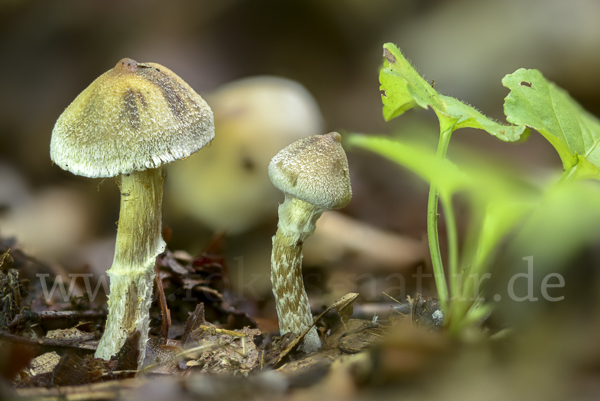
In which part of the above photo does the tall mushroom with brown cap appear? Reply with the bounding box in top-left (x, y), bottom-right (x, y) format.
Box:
top-left (268, 132), bottom-right (352, 352)
top-left (50, 58), bottom-right (214, 367)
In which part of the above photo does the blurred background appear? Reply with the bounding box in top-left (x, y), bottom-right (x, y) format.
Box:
top-left (1, 0), bottom-right (600, 316)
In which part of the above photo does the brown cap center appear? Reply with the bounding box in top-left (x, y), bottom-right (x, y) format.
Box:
top-left (115, 58), bottom-right (138, 73)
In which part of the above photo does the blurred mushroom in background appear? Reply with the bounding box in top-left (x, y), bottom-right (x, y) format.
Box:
top-left (166, 76), bottom-right (324, 235)
top-left (0, 181), bottom-right (93, 264)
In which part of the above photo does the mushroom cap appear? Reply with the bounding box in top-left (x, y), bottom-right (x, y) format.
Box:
top-left (269, 132), bottom-right (352, 210)
top-left (50, 58), bottom-right (214, 178)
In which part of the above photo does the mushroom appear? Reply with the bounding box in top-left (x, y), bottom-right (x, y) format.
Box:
top-left (50, 58), bottom-right (214, 367)
top-left (268, 132), bottom-right (352, 352)
top-left (167, 76), bottom-right (323, 234)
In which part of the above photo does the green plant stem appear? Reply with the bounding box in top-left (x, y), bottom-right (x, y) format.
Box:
top-left (453, 254), bottom-right (485, 332)
top-left (427, 127), bottom-right (453, 313)
top-left (557, 163), bottom-right (578, 186)
top-left (440, 192), bottom-right (459, 299)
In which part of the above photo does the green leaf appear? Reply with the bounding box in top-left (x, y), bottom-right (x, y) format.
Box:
top-left (348, 134), bottom-right (536, 202)
top-left (509, 182), bottom-right (600, 273)
top-left (440, 96), bottom-right (526, 142)
top-left (380, 43), bottom-right (528, 141)
top-left (380, 43), bottom-right (444, 121)
top-left (503, 68), bottom-right (600, 180)
top-left (348, 135), bottom-right (470, 196)
top-left (471, 200), bottom-right (535, 271)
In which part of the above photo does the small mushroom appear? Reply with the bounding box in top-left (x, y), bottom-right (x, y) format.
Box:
top-left (268, 132), bottom-right (352, 352)
top-left (50, 58), bottom-right (214, 368)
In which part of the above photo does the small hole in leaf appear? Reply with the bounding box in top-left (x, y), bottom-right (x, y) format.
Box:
top-left (380, 90), bottom-right (387, 98)
top-left (520, 81), bottom-right (532, 88)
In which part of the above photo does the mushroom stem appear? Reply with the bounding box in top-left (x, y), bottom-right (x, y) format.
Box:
top-left (95, 167), bottom-right (166, 367)
top-left (271, 194), bottom-right (323, 353)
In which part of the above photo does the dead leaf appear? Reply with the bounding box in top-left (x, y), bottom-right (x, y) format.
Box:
top-left (333, 293), bottom-right (359, 325)
top-left (115, 331), bottom-right (140, 372)
top-left (196, 327), bottom-right (261, 374)
top-left (53, 354), bottom-right (90, 386)
top-left (181, 303), bottom-right (206, 347)
top-left (29, 352), bottom-right (60, 376)
top-left (46, 327), bottom-right (94, 342)
top-left (0, 268), bottom-right (22, 330)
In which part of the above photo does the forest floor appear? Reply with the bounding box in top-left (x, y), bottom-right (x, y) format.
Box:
top-left (2, 236), bottom-right (600, 401)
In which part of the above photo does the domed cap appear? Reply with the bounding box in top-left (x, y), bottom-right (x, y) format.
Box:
top-left (50, 58), bottom-right (214, 178)
top-left (269, 132), bottom-right (352, 210)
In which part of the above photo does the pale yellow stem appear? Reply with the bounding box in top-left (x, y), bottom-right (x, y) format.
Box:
top-left (95, 167), bottom-right (166, 368)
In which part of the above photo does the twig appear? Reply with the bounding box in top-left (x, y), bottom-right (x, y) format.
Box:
top-left (154, 260), bottom-right (171, 338)
top-left (9, 310), bottom-right (107, 329)
top-left (0, 248), bottom-right (10, 267)
top-left (382, 292), bottom-right (403, 305)
top-left (141, 342), bottom-right (221, 373)
top-left (0, 331), bottom-right (96, 352)
top-left (192, 325), bottom-right (248, 338)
